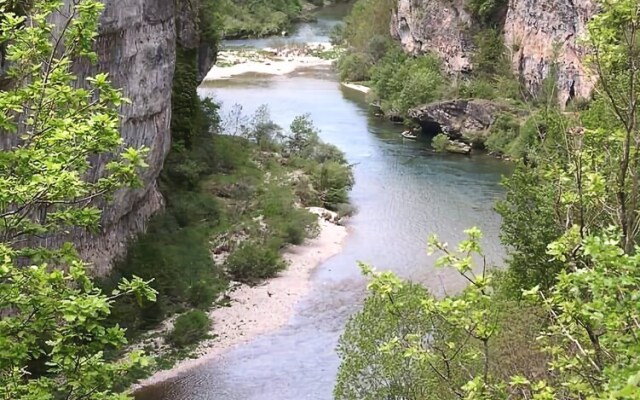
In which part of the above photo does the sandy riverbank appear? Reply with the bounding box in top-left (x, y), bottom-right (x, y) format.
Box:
top-left (135, 208), bottom-right (348, 389)
top-left (204, 43), bottom-right (336, 80)
top-left (341, 82), bottom-right (371, 94)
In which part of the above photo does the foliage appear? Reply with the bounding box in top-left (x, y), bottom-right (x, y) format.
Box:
top-left (370, 49), bottom-right (446, 114)
top-left (337, 226), bottom-right (640, 399)
top-left (166, 310), bottom-right (212, 349)
top-left (432, 133), bottom-right (450, 152)
top-left (336, 230), bottom-right (548, 400)
top-left (580, 0), bottom-right (640, 253)
top-left (466, 0), bottom-right (508, 26)
top-left (218, 0), bottom-right (303, 38)
top-left (337, 52), bottom-right (372, 82)
top-left (472, 28), bottom-right (510, 77)
top-left (485, 113), bottom-right (520, 154)
top-left (0, 0), bottom-right (156, 397)
top-left (341, 0), bottom-right (396, 55)
top-left (225, 241), bottom-right (286, 284)
top-left (285, 115), bottom-right (354, 209)
top-left (335, 282), bottom-right (442, 399)
top-left (496, 163), bottom-right (565, 294)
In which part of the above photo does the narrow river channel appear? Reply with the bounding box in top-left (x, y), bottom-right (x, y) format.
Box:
top-left (136, 5), bottom-right (513, 399)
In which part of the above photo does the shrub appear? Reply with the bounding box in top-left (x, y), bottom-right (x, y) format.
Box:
top-left (329, 23), bottom-right (345, 45)
top-left (432, 133), bottom-right (450, 152)
top-left (459, 78), bottom-right (497, 99)
top-left (225, 241), bottom-right (286, 284)
top-left (166, 310), bottom-right (211, 349)
top-left (336, 202), bottom-right (358, 219)
top-left (486, 113), bottom-right (521, 155)
top-left (338, 52), bottom-right (372, 82)
top-left (370, 51), bottom-right (446, 114)
top-left (313, 161), bottom-right (355, 210)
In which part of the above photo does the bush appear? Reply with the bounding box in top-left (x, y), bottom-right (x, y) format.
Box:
top-left (338, 52), bottom-right (372, 82)
top-left (370, 50), bottom-right (446, 114)
top-left (459, 78), bottom-right (497, 99)
top-left (313, 161), bottom-right (355, 210)
top-left (225, 241), bottom-right (286, 284)
top-left (467, 0), bottom-right (508, 26)
top-left (166, 310), bottom-right (211, 349)
top-left (486, 113), bottom-right (521, 155)
top-left (432, 133), bottom-right (450, 152)
top-left (336, 202), bottom-right (358, 219)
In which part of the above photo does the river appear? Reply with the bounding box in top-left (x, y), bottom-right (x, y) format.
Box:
top-left (135, 5), bottom-right (513, 399)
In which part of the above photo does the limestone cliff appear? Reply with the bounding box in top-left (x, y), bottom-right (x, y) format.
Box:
top-left (391, 0), bottom-right (598, 104)
top-left (390, 0), bottom-right (475, 73)
top-left (43, 0), bottom-right (215, 275)
top-left (504, 0), bottom-right (597, 106)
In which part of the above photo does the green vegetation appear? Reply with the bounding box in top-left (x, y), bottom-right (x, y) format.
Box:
top-left (166, 310), bottom-right (212, 349)
top-left (466, 0), bottom-right (508, 27)
top-left (432, 133), bottom-right (449, 152)
top-left (337, 0), bottom-right (524, 132)
top-left (217, 0), bottom-right (304, 39)
top-left (0, 0), bottom-right (156, 398)
top-left (226, 241), bottom-right (286, 284)
top-left (335, 1), bottom-right (640, 399)
top-left (103, 39), bottom-right (353, 361)
top-left (107, 105), bottom-right (352, 343)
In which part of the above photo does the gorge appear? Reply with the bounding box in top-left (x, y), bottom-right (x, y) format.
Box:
top-left (1, 0), bottom-right (624, 398)
top-left (30, 0), bottom-right (598, 276)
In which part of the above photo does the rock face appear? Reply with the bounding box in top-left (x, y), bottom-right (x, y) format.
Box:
top-left (391, 0), bottom-right (475, 73)
top-left (409, 99), bottom-right (514, 141)
top-left (504, 0), bottom-right (598, 106)
top-left (391, 0), bottom-right (598, 103)
top-left (4, 0), bottom-right (215, 275)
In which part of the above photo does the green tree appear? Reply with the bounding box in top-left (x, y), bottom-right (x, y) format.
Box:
top-left (337, 228), bottom-right (640, 399)
top-left (0, 0), bottom-right (156, 397)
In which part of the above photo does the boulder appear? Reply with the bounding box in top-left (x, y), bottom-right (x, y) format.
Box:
top-left (409, 99), bottom-right (518, 142)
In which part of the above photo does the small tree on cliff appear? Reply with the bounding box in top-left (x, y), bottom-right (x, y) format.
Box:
top-left (0, 0), bottom-right (156, 398)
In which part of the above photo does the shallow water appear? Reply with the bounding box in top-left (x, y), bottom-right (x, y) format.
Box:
top-left (223, 2), bottom-right (353, 49)
top-left (135, 66), bottom-right (512, 400)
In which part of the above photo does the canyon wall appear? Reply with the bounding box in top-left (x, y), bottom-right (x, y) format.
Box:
top-left (391, 0), bottom-right (598, 104)
top-left (17, 0), bottom-right (216, 275)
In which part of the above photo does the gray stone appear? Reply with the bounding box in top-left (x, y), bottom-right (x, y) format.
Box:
top-left (1, 0), bottom-right (216, 275)
top-left (409, 99), bottom-right (516, 141)
top-left (391, 0), bottom-right (598, 104)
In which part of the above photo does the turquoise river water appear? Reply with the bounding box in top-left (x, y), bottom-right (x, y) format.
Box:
top-left (135, 5), bottom-right (513, 399)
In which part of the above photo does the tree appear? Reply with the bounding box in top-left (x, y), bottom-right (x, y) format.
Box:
top-left (0, 0), bottom-right (156, 398)
top-left (337, 228), bottom-right (640, 399)
top-left (586, 0), bottom-right (640, 254)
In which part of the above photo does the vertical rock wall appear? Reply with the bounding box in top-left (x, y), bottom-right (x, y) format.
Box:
top-left (9, 0), bottom-right (217, 275)
top-left (504, 0), bottom-right (598, 105)
top-left (391, 0), bottom-right (475, 73)
top-left (390, 0), bottom-right (599, 103)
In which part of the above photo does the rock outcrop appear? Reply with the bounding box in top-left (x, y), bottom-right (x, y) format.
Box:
top-left (504, 0), bottom-right (598, 106)
top-left (391, 0), bottom-right (475, 73)
top-left (391, 0), bottom-right (598, 104)
top-left (82, 0), bottom-right (214, 275)
top-left (409, 99), bottom-right (515, 141)
top-left (1, 0), bottom-right (216, 275)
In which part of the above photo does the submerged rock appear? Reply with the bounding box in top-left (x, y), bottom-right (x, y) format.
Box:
top-left (446, 140), bottom-right (472, 155)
